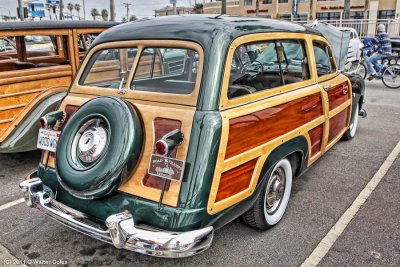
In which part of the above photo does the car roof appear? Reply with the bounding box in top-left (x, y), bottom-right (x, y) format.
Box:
top-left (92, 15), bottom-right (322, 49)
top-left (0, 20), bottom-right (119, 31)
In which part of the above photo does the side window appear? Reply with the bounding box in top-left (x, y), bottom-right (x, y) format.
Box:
top-left (0, 34), bottom-right (70, 73)
top-left (78, 33), bottom-right (100, 61)
top-left (313, 41), bottom-right (337, 77)
top-left (228, 39), bottom-right (310, 99)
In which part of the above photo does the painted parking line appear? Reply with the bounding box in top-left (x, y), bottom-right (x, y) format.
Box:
top-left (0, 198), bottom-right (24, 213)
top-left (301, 140), bottom-right (400, 267)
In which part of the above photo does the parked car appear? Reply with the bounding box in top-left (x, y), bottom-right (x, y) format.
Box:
top-left (340, 27), bottom-right (363, 62)
top-left (20, 16), bottom-right (365, 258)
top-left (0, 21), bottom-right (117, 153)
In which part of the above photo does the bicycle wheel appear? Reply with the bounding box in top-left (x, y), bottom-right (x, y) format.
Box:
top-left (348, 62), bottom-right (367, 79)
top-left (382, 64), bottom-right (400, 89)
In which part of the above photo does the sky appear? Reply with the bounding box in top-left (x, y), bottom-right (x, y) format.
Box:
top-left (0, 0), bottom-right (212, 21)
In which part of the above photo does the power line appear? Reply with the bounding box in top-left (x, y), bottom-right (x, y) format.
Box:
top-left (122, 2), bottom-right (132, 19)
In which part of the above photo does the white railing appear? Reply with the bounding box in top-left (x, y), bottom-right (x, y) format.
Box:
top-left (296, 19), bottom-right (400, 38)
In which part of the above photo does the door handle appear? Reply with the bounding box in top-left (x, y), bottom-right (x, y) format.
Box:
top-left (342, 85), bottom-right (349, 95)
top-left (323, 85), bottom-right (330, 91)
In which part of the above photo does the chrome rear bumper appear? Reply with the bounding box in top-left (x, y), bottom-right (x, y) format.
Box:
top-left (20, 178), bottom-right (213, 258)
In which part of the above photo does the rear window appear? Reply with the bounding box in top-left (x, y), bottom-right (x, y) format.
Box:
top-left (79, 47), bottom-right (138, 88)
top-left (131, 48), bottom-right (199, 94)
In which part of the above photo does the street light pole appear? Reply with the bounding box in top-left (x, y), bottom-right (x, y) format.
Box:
top-left (17, 0), bottom-right (24, 21)
top-left (82, 0), bottom-right (86, 20)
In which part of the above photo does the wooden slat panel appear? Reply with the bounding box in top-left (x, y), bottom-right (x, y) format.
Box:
top-left (329, 107), bottom-right (349, 143)
top-left (309, 125), bottom-right (323, 157)
top-left (0, 121), bottom-right (11, 135)
top-left (226, 93), bottom-right (323, 159)
top-left (328, 82), bottom-right (351, 110)
top-left (216, 158), bottom-right (258, 202)
top-left (0, 76), bottom-right (71, 95)
top-left (143, 118), bottom-right (182, 190)
top-left (0, 106), bottom-right (24, 121)
top-left (0, 92), bottom-right (38, 107)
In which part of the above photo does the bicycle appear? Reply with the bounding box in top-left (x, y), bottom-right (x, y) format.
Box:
top-left (346, 44), bottom-right (400, 88)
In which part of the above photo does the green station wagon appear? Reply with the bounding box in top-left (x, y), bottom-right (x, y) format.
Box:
top-left (20, 16), bottom-right (365, 258)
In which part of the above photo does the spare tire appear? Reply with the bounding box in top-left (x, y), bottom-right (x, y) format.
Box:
top-left (55, 96), bottom-right (142, 199)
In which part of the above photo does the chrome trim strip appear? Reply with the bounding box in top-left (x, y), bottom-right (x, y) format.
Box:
top-left (19, 177), bottom-right (214, 258)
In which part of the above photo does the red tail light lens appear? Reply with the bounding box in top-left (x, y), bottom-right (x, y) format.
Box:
top-left (155, 140), bottom-right (168, 156)
top-left (40, 117), bottom-right (47, 129)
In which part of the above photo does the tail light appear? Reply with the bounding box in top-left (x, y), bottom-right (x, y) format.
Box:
top-left (154, 129), bottom-right (184, 156)
top-left (39, 111), bottom-right (65, 129)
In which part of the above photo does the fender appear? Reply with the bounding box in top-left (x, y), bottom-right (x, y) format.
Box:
top-left (345, 73), bottom-right (366, 118)
top-left (0, 91), bottom-right (66, 153)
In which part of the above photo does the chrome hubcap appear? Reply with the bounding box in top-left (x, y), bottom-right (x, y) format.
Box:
top-left (71, 118), bottom-right (109, 166)
top-left (266, 167), bottom-right (286, 214)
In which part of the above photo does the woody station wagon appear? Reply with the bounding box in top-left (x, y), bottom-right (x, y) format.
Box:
top-left (0, 21), bottom-right (117, 153)
top-left (20, 16), bottom-right (365, 258)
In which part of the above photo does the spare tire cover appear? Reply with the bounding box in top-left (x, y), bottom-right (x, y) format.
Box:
top-left (55, 96), bottom-right (142, 199)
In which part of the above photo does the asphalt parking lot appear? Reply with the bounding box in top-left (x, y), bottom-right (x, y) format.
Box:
top-left (0, 80), bottom-right (399, 267)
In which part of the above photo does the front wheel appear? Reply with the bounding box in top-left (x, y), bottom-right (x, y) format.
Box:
top-left (382, 64), bottom-right (400, 89)
top-left (242, 158), bottom-right (292, 230)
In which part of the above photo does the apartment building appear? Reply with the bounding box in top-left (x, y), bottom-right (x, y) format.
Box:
top-left (202, 0), bottom-right (400, 22)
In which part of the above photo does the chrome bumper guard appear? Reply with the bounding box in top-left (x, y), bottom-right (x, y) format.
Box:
top-left (20, 178), bottom-right (214, 258)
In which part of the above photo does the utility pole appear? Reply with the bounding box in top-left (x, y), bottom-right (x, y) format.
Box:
top-left (82, 0), bottom-right (86, 20)
top-left (221, 0), bottom-right (226, 15)
top-left (110, 0), bottom-right (116, 21)
top-left (123, 2), bottom-right (132, 20)
top-left (59, 0), bottom-right (64, 20)
top-left (17, 0), bottom-right (24, 21)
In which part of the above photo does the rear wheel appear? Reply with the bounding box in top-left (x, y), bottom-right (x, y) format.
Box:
top-left (242, 158), bottom-right (292, 230)
top-left (382, 64), bottom-right (400, 89)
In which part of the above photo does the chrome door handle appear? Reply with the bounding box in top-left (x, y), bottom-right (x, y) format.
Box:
top-left (323, 85), bottom-right (330, 92)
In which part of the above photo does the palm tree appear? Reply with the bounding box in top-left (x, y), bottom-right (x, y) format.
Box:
top-left (193, 4), bottom-right (203, 14)
top-left (74, 4), bottom-right (81, 20)
top-left (343, 0), bottom-right (351, 20)
top-left (110, 0), bottom-right (116, 21)
top-left (91, 8), bottom-right (99, 20)
top-left (221, 0), bottom-right (226, 14)
top-left (255, 0), bottom-right (259, 16)
top-left (60, 0), bottom-right (64, 20)
top-left (129, 15), bottom-right (137, 21)
top-left (45, 4), bottom-right (52, 20)
top-left (67, 3), bottom-right (74, 17)
top-left (101, 9), bottom-right (109, 21)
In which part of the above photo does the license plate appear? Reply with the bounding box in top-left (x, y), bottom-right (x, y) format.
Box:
top-left (148, 154), bottom-right (185, 181)
top-left (37, 128), bottom-right (61, 152)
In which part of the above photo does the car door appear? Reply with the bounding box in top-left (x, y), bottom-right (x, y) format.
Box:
top-left (312, 38), bottom-right (352, 152)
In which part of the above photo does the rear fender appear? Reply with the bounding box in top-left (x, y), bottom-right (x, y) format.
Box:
top-left (0, 92), bottom-right (66, 153)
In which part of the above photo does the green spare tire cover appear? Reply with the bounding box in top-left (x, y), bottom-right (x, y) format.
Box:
top-left (55, 96), bottom-right (142, 199)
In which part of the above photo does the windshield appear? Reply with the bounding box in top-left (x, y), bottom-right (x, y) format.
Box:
top-left (79, 47), bottom-right (138, 88)
top-left (131, 47), bottom-right (199, 94)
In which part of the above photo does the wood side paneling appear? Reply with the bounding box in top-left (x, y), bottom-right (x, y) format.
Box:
top-left (328, 82), bottom-right (350, 110)
top-left (225, 93), bottom-right (323, 159)
top-left (143, 118), bottom-right (182, 190)
top-left (308, 125), bottom-right (323, 157)
top-left (215, 158), bottom-right (258, 202)
top-left (329, 108), bottom-right (349, 143)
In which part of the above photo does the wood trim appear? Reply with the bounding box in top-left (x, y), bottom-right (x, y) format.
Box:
top-left (207, 84), bottom-right (325, 214)
top-left (220, 32), bottom-right (318, 109)
top-left (328, 82), bottom-right (351, 111)
top-left (215, 158), bottom-right (258, 202)
top-left (70, 40), bottom-right (204, 107)
top-left (328, 107), bottom-right (350, 143)
top-left (308, 124), bottom-right (324, 157)
top-left (225, 93), bottom-right (323, 159)
top-left (0, 29), bottom-right (70, 37)
top-left (55, 94), bottom-right (196, 207)
top-left (0, 86), bottom-right (68, 142)
top-left (0, 69), bottom-right (72, 86)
